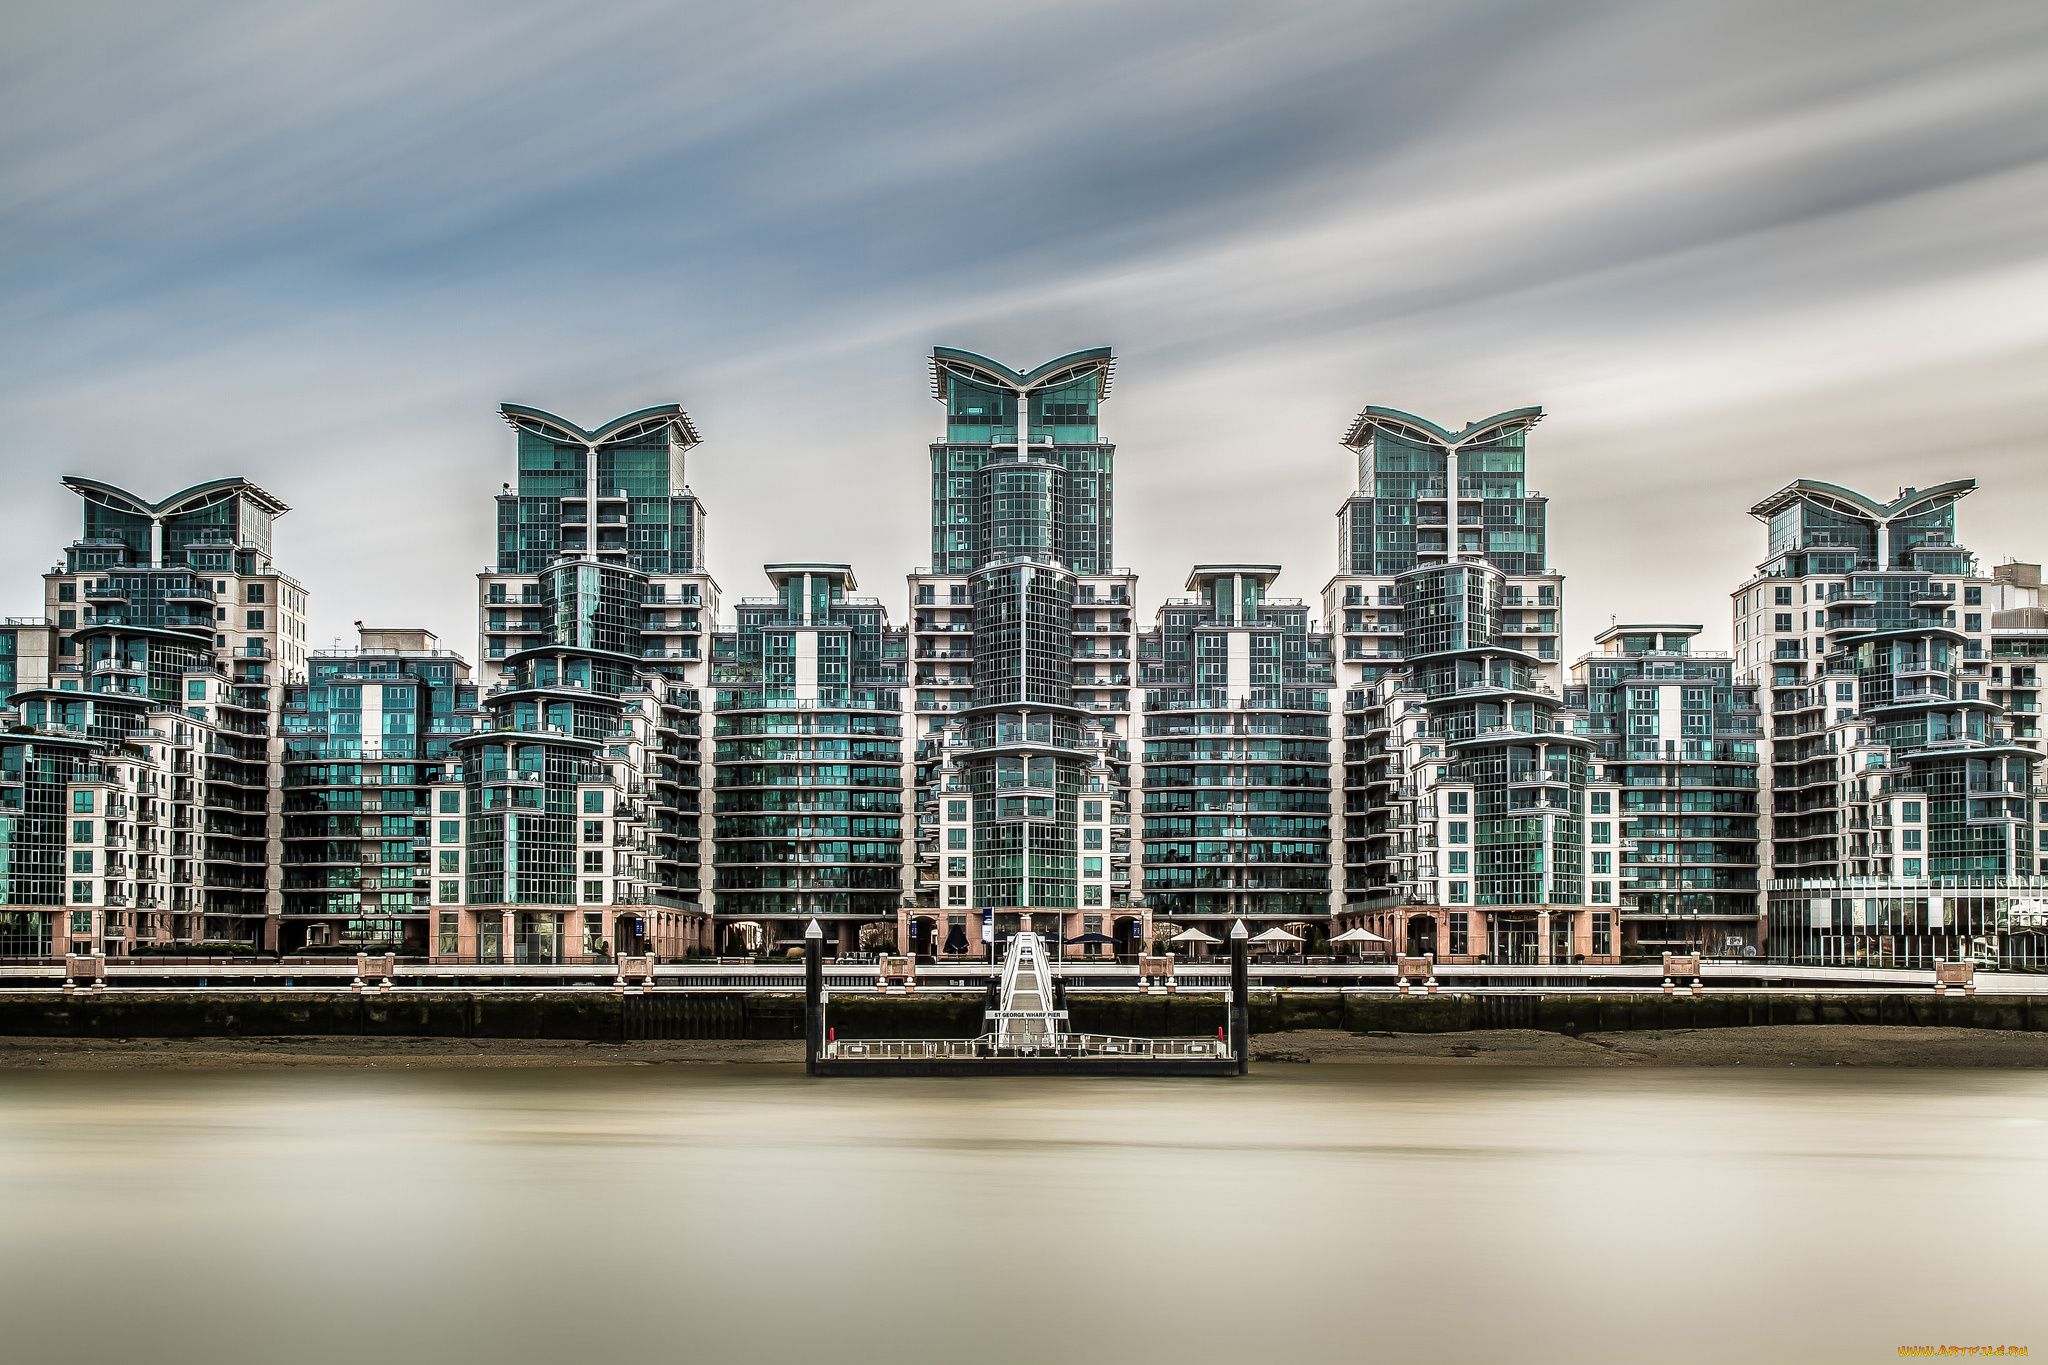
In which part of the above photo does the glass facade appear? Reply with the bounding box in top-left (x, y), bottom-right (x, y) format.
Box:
top-left (1567, 627), bottom-right (1763, 953)
top-left (1139, 567), bottom-right (1335, 928)
top-left (710, 567), bottom-right (903, 952)
top-left (914, 349), bottom-right (1125, 927)
top-left (498, 406), bottom-right (705, 577)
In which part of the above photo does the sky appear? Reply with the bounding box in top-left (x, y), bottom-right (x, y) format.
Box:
top-left (2, 0), bottom-right (2044, 660)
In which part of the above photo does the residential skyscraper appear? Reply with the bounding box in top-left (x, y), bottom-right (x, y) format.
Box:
top-left (2, 478), bottom-right (307, 954)
top-left (1137, 565), bottom-right (1335, 946)
top-left (1327, 409), bottom-right (1591, 962)
top-left (1564, 624), bottom-right (1763, 956)
top-left (1737, 480), bottom-right (2044, 964)
top-left (279, 628), bottom-right (480, 953)
top-left (909, 348), bottom-right (1136, 957)
top-left (709, 564), bottom-right (907, 957)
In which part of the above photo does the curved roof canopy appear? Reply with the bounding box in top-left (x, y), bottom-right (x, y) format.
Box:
top-left (1342, 405), bottom-right (1543, 450)
top-left (930, 346), bottom-right (1114, 401)
top-left (61, 476), bottom-right (290, 519)
top-left (499, 403), bottom-right (701, 448)
top-left (1748, 477), bottom-right (1977, 523)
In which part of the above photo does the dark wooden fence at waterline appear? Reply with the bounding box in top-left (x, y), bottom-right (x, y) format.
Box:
top-left (0, 990), bottom-right (2044, 1041)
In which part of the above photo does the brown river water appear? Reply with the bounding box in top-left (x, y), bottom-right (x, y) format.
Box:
top-left (1, 1065), bottom-right (2043, 1365)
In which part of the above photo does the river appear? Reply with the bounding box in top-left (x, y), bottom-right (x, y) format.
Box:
top-left (1, 1065), bottom-right (2042, 1364)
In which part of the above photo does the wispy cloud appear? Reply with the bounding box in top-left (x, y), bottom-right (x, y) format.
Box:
top-left (1, 0), bottom-right (2043, 648)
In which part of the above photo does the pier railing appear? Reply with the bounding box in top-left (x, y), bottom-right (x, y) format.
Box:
top-left (823, 1033), bottom-right (1229, 1061)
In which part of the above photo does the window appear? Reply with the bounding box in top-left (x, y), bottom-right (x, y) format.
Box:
top-left (1591, 852), bottom-right (1611, 874)
top-left (1591, 821), bottom-right (1610, 843)
top-left (1901, 801), bottom-right (1922, 822)
top-left (583, 851), bottom-right (605, 872)
top-left (1591, 881), bottom-right (1612, 904)
top-left (1083, 800), bottom-right (1103, 821)
top-left (72, 820), bottom-right (93, 843)
top-left (947, 828), bottom-right (967, 849)
top-left (246, 611), bottom-right (265, 630)
top-left (948, 800), bottom-right (968, 821)
top-left (1590, 792), bottom-right (1610, 815)
top-left (72, 851), bottom-right (93, 873)
top-left (1447, 851), bottom-right (1467, 874)
top-left (1083, 828), bottom-right (1103, 849)
top-left (58, 609), bottom-right (75, 629)
top-left (947, 886), bottom-right (967, 906)
top-left (440, 791), bottom-right (461, 813)
top-left (187, 680), bottom-right (206, 700)
top-left (1445, 792), bottom-right (1468, 814)
top-left (1965, 587), bottom-right (1982, 606)
top-left (57, 583), bottom-right (75, 602)
top-left (1448, 881), bottom-right (1468, 903)
top-left (1083, 857), bottom-right (1103, 876)
top-left (73, 791), bottom-right (93, 813)
top-left (439, 851), bottom-right (461, 873)
top-left (438, 881), bottom-right (460, 904)
top-left (1902, 830), bottom-right (1921, 851)
top-left (1445, 912), bottom-right (1469, 954)
top-left (246, 584), bottom-right (265, 603)
top-left (583, 880), bottom-right (605, 902)
top-left (1774, 614), bottom-right (1793, 632)
top-left (1964, 614), bottom-right (1982, 632)
top-left (583, 792), bottom-right (605, 813)
top-left (584, 820), bottom-right (604, 842)
top-left (1082, 885), bottom-right (1103, 906)
top-left (1836, 683), bottom-right (1853, 701)
top-left (1592, 911), bottom-right (1612, 952)
top-left (440, 820), bottom-right (461, 843)
top-left (1447, 821), bottom-right (1467, 844)
top-left (1775, 587), bottom-right (1792, 605)
top-left (1903, 858), bottom-right (1922, 876)
top-left (947, 857), bottom-right (967, 877)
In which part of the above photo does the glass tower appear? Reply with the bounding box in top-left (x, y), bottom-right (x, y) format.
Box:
top-left (709, 565), bottom-right (906, 956)
top-left (1565, 625), bottom-right (1764, 956)
top-left (1740, 480), bottom-right (2045, 964)
top-left (1138, 566), bottom-right (1335, 941)
top-left (911, 349), bottom-right (1133, 955)
top-left (1328, 409), bottom-right (1593, 965)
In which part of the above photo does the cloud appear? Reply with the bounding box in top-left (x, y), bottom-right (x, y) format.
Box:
top-left (0, 0), bottom-right (2042, 659)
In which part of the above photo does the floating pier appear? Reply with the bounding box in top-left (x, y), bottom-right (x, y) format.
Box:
top-left (808, 920), bottom-right (1245, 1077)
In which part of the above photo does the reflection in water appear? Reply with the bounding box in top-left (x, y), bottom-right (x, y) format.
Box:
top-left (0, 1066), bottom-right (2043, 1365)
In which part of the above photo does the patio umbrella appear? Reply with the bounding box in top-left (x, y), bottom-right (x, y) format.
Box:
top-left (1066, 932), bottom-right (1117, 945)
top-left (1249, 927), bottom-right (1304, 943)
top-left (1168, 928), bottom-right (1221, 944)
top-left (1330, 928), bottom-right (1389, 943)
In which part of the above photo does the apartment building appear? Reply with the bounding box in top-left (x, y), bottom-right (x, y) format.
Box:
top-left (1137, 566), bottom-right (1336, 946)
top-left (906, 348), bottom-right (1138, 959)
top-left (1325, 409), bottom-right (1592, 963)
top-left (0, 478), bottom-right (304, 954)
top-left (12, 369), bottom-right (2048, 968)
top-left (1737, 480), bottom-right (2044, 965)
top-left (1564, 625), bottom-right (1764, 958)
top-left (709, 564), bottom-right (907, 957)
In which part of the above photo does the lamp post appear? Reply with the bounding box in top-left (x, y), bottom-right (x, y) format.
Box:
top-left (1229, 918), bottom-right (1249, 1075)
top-left (803, 918), bottom-right (823, 1076)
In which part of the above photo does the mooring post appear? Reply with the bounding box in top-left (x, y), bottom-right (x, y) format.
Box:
top-left (1229, 918), bottom-right (1249, 1075)
top-left (804, 918), bottom-right (824, 1076)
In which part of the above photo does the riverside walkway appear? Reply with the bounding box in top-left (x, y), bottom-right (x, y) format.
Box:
top-left (0, 958), bottom-right (2038, 994)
